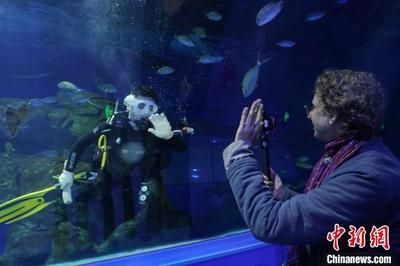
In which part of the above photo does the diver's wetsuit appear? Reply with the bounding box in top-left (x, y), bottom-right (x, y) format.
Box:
top-left (64, 119), bottom-right (187, 239)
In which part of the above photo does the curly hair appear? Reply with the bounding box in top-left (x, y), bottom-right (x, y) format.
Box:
top-left (132, 85), bottom-right (158, 103)
top-left (314, 69), bottom-right (385, 139)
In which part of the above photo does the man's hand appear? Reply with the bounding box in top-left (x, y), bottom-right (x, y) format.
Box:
top-left (234, 99), bottom-right (264, 146)
top-left (59, 170), bottom-right (74, 204)
top-left (59, 170), bottom-right (74, 190)
top-left (148, 113), bottom-right (173, 140)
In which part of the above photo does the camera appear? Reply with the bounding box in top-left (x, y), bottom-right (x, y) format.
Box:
top-left (263, 112), bottom-right (276, 132)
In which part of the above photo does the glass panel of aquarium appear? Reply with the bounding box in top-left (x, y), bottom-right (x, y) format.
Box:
top-left (0, 0), bottom-right (399, 265)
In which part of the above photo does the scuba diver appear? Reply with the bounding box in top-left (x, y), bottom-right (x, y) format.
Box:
top-left (58, 85), bottom-right (187, 239)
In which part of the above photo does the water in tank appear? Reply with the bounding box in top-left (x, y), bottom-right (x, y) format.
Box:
top-left (0, 0), bottom-right (399, 264)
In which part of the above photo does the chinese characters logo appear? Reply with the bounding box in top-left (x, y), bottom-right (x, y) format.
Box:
top-left (327, 224), bottom-right (390, 251)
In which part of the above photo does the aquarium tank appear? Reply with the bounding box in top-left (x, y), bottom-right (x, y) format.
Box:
top-left (0, 0), bottom-right (399, 265)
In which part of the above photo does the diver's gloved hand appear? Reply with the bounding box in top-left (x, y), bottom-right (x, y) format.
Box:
top-left (62, 188), bottom-right (73, 205)
top-left (148, 113), bottom-right (173, 140)
top-left (59, 170), bottom-right (74, 204)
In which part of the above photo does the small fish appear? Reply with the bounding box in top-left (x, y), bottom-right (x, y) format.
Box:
top-left (241, 53), bottom-right (271, 98)
top-left (164, 0), bottom-right (185, 16)
top-left (29, 97), bottom-right (58, 106)
top-left (198, 55), bottom-right (224, 64)
top-left (256, 1), bottom-right (283, 26)
top-left (305, 11), bottom-right (325, 21)
top-left (205, 11), bottom-right (223, 21)
top-left (283, 112), bottom-right (290, 122)
top-left (220, 53), bottom-right (236, 90)
top-left (337, 0), bottom-right (348, 4)
top-left (29, 98), bottom-right (45, 107)
top-left (297, 156), bottom-right (310, 163)
top-left (98, 83), bottom-right (117, 94)
top-left (57, 81), bottom-right (80, 91)
top-left (295, 161), bottom-right (314, 169)
top-left (180, 75), bottom-right (192, 100)
top-left (72, 96), bottom-right (88, 105)
top-left (276, 40), bottom-right (296, 48)
top-left (4, 73), bottom-right (53, 80)
top-left (41, 96), bottom-right (58, 104)
top-left (39, 150), bottom-right (59, 158)
top-left (192, 27), bottom-right (207, 38)
top-left (175, 35), bottom-right (195, 47)
top-left (156, 66), bottom-right (175, 75)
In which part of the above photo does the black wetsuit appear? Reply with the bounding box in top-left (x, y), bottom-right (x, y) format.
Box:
top-left (64, 119), bottom-right (187, 239)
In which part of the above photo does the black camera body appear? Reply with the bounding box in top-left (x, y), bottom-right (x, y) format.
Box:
top-left (263, 112), bottom-right (276, 132)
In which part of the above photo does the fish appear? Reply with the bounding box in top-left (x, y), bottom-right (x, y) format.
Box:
top-left (71, 96), bottom-right (88, 105)
top-left (241, 53), bottom-right (271, 98)
top-left (98, 83), bottom-right (117, 94)
top-left (296, 161), bottom-right (314, 169)
top-left (256, 1), bottom-right (283, 26)
top-left (220, 53), bottom-right (236, 90)
top-left (283, 112), bottom-right (290, 122)
top-left (57, 81), bottom-right (81, 92)
top-left (297, 156), bottom-right (310, 163)
top-left (3, 73), bottom-right (53, 79)
top-left (180, 75), bottom-right (192, 100)
top-left (205, 11), bottom-right (223, 21)
top-left (156, 66), bottom-right (175, 75)
top-left (192, 27), bottom-right (207, 38)
top-left (336, 0), bottom-right (348, 4)
top-left (198, 55), bottom-right (224, 64)
top-left (175, 35), bottom-right (195, 47)
top-left (305, 11), bottom-right (326, 21)
top-left (29, 98), bottom-right (45, 107)
top-left (276, 40), bottom-right (296, 48)
top-left (39, 150), bottom-right (59, 158)
top-left (164, 0), bottom-right (185, 16)
top-left (41, 97), bottom-right (58, 104)
top-left (29, 97), bottom-right (58, 107)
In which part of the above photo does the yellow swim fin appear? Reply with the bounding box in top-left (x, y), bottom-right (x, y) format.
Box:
top-left (0, 185), bottom-right (60, 224)
top-left (0, 171), bottom-right (94, 224)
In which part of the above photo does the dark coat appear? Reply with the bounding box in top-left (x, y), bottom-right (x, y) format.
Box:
top-left (223, 138), bottom-right (400, 265)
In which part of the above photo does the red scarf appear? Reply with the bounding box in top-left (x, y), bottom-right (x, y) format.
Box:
top-left (286, 133), bottom-right (364, 266)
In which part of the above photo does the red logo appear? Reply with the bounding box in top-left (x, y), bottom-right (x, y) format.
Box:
top-left (327, 224), bottom-right (346, 251)
top-left (370, 225), bottom-right (390, 250)
top-left (327, 224), bottom-right (390, 251)
top-left (348, 225), bottom-right (366, 248)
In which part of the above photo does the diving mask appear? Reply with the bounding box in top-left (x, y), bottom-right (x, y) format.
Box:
top-left (123, 94), bottom-right (158, 121)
